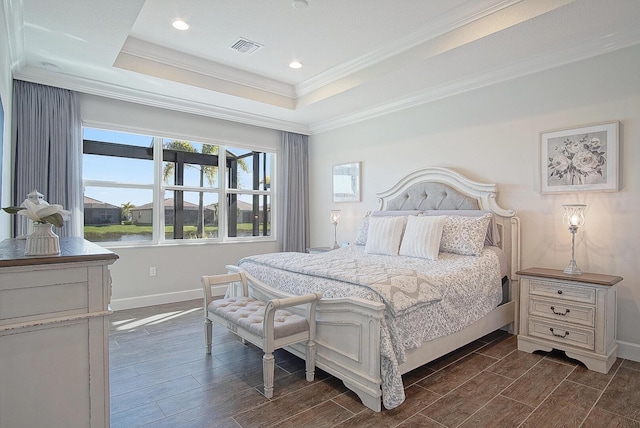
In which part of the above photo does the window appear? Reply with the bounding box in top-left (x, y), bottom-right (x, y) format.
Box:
top-left (226, 146), bottom-right (272, 238)
top-left (82, 127), bottom-right (274, 244)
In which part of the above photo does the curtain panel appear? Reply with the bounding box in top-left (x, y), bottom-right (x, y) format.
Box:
top-left (11, 80), bottom-right (83, 237)
top-left (280, 132), bottom-right (309, 252)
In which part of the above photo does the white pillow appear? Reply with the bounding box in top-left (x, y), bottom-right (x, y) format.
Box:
top-left (354, 211), bottom-right (422, 246)
top-left (399, 215), bottom-right (446, 260)
top-left (440, 213), bottom-right (492, 256)
top-left (364, 216), bottom-right (407, 256)
top-left (354, 215), bottom-right (370, 245)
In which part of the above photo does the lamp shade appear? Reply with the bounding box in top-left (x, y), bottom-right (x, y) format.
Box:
top-left (562, 204), bottom-right (586, 227)
top-left (330, 210), bottom-right (341, 225)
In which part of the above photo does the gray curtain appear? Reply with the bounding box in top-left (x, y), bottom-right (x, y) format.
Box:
top-left (12, 80), bottom-right (83, 238)
top-left (279, 132), bottom-right (309, 252)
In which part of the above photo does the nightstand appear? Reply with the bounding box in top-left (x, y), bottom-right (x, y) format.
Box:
top-left (307, 247), bottom-right (333, 254)
top-left (517, 267), bottom-right (622, 373)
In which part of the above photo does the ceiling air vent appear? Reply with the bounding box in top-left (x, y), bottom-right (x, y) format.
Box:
top-left (229, 38), bottom-right (263, 55)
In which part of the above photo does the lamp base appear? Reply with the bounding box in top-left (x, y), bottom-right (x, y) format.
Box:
top-left (563, 260), bottom-right (582, 275)
top-left (332, 241), bottom-right (340, 250)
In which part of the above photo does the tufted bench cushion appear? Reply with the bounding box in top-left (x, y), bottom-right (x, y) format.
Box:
top-left (202, 271), bottom-right (321, 399)
top-left (208, 296), bottom-right (309, 340)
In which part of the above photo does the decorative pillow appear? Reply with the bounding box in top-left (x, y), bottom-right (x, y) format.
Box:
top-left (354, 215), bottom-right (370, 245)
top-left (399, 215), bottom-right (446, 260)
top-left (354, 211), bottom-right (421, 246)
top-left (422, 210), bottom-right (500, 246)
top-left (439, 213), bottom-right (492, 256)
top-left (364, 216), bottom-right (407, 256)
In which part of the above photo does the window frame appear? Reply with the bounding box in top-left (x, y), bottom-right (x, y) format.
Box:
top-left (82, 126), bottom-right (276, 247)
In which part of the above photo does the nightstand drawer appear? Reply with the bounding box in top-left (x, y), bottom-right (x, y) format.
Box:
top-left (529, 297), bottom-right (595, 327)
top-left (529, 279), bottom-right (596, 304)
top-left (528, 318), bottom-right (595, 351)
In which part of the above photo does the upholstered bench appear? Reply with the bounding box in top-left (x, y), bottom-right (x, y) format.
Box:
top-left (202, 272), bottom-right (322, 399)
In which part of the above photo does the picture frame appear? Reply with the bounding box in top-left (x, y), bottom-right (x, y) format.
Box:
top-left (539, 121), bottom-right (619, 194)
top-left (332, 162), bottom-right (360, 202)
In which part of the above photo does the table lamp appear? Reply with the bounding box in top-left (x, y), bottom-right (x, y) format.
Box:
top-left (562, 204), bottom-right (586, 275)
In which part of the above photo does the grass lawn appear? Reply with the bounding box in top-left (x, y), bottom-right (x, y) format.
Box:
top-left (84, 223), bottom-right (268, 241)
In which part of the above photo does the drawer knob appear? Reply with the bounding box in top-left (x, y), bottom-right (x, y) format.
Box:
top-left (550, 306), bottom-right (570, 316)
top-left (549, 327), bottom-right (569, 338)
top-left (557, 290), bottom-right (563, 295)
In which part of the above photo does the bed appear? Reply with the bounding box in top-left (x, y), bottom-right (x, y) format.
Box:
top-left (226, 167), bottom-right (520, 411)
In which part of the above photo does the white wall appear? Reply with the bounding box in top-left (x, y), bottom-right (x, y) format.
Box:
top-left (309, 45), bottom-right (640, 359)
top-left (80, 94), bottom-right (281, 309)
top-left (0, 4), bottom-right (13, 240)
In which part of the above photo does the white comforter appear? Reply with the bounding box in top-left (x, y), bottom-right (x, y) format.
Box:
top-left (238, 245), bottom-right (503, 409)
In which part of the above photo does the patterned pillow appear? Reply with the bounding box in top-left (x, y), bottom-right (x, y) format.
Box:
top-left (440, 213), bottom-right (492, 256)
top-left (421, 210), bottom-right (500, 246)
top-left (364, 216), bottom-right (407, 256)
top-left (399, 215), bottom-right (446, 260)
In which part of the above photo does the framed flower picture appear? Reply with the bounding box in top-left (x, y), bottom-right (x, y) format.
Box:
top-left (539, 121), bottom-right (620, 193)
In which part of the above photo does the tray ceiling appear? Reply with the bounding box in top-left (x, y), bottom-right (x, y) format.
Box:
top-left (6, 0), bottom-right (640, 134)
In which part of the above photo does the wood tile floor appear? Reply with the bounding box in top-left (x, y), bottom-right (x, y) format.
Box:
top-left (109, 300), bottom-right (640, 428)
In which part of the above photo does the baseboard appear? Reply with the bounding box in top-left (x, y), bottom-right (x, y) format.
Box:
top-left (617, 340), bottom-right (640, 363)
top-left (110, 285), bottom-right (227, 311)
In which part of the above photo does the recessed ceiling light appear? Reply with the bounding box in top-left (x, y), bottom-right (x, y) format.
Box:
top-left (289, 61), bottom-right (303, 69)
top-left (172, 19), bottom-right (189, 31)
top-left (292, 0), bottom-right (309, 9)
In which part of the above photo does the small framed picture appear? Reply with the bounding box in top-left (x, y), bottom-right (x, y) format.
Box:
top-left (539, 121), bottom-right (619, 193)
top-left (332, 162), bottom-right (361, 202)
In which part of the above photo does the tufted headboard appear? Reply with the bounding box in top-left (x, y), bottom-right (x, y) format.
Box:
top-left (384, 182), bottom-right (480, 211)
top-left (375, 167), bottom-right (520, 279)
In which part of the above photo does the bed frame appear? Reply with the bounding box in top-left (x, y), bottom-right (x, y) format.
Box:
top-left (228, 167), bottom-right (520, 412)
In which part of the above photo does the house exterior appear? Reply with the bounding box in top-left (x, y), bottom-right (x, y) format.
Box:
top-left (83, 196), bottom-right (121, 225)
top-left (130, 198), bottom-right (216, 225)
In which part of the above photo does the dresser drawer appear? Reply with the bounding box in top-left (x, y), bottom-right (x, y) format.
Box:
top-left (528, 318), bottom-right (595, 351)
top-left (528, 297), bottom-right (595, 327)
top-left (529, 279), bottom-right (596, 304)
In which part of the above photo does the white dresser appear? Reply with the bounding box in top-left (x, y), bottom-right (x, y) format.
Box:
top-left (0, 238), bottom-right (118, 428)
top-left (517, 267), bottom-right (621, 374)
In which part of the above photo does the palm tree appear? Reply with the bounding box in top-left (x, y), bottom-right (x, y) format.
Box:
top-left (121, 201), bottom-right (135, 222)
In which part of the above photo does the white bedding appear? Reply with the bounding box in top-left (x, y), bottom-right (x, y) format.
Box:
top-left (238, 245), bottom-right (504, 409)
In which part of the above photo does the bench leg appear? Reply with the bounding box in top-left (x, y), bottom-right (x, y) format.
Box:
top-left (263, 352), bottom-right (275, 399)
top-left (204, 318), bottom-right (212, 354)
top-left (305, 340), bottom-right (316, 382)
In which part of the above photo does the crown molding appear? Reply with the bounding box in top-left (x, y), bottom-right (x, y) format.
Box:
top-left (13, 66), bottom-right (311, 135)
top-left (309, 35), bottom-right (640, 134)
top-left (120, 37), bottom-right (296, 99)
top-left (295, 0), bottom-right (525, 97)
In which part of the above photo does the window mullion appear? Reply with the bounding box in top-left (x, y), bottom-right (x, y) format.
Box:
top-left (153, 136), bottom-right (164, 244)
top-left (218, 147), bottom-right (227, 242)
top-left (174, 152), bottom-right (185, 239)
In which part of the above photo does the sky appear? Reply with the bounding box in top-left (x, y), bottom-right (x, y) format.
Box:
top-left (83, 128), bottom-right (270, 209)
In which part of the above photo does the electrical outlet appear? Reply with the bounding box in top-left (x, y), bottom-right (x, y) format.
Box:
top-left (149, 267), bottom-right (157, 277)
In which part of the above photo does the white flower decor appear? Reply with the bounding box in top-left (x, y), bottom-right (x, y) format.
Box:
top-left (548, 136), bottom-right (606, 185)
top-left (2, 190), bottom-right (71, 228)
